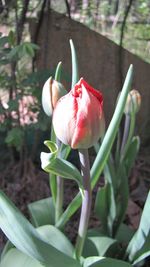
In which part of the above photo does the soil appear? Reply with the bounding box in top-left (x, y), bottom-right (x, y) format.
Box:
top-left (0, 146), bottom-right (150, 266)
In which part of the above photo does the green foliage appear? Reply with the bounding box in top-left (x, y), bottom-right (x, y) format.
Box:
top-left (5, 127), bottom-right (24, 151)
top-left (126, 191), bottom-right (150, 264)
top-left (0, 29), bottom-right (48, 158)
top-left (0, 191), bottom-right (81, 267)
top-left (28, 197), bottom-right (55, 227)
top-left (41, 141), bottom-right (83, 187)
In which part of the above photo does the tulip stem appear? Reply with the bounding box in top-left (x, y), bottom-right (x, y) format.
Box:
top-left (75, 149), bottom-right (92, 259)
top-left (55, 175), bottom-right (64, 222)
top-left (55, 138), bottom-right (64, 223)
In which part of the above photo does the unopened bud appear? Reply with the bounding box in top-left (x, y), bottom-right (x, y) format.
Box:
top-left (124, 90), bottom-right (141, 115)
top-left (42, 77), bottom-right (67, 116)
top-left (53, 78), bottom-right (104, 149)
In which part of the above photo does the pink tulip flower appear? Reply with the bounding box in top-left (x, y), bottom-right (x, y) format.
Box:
top-left (53, 78), bottom-right (104, 149)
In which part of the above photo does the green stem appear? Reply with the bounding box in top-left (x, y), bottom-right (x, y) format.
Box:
top-left (49, 126), bottom-right (57, 203)
top-left (75, 149), bottom-right (91, 259)
top-left (55, 175), bottom-right (64, 222)
top-left (55, 138), bottom-right (64, 223)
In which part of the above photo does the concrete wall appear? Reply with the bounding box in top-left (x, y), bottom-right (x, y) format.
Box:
top-left (30, 10), bottom-right (150, 143)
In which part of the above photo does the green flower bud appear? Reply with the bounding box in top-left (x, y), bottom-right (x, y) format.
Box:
top-left (42, 77), bottom-right (67, 116)
top-left (124, 90), bottom-right (141, 115)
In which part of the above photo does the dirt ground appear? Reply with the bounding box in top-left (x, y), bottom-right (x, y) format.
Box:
top-left (0, 145), bottom-right (150, 265)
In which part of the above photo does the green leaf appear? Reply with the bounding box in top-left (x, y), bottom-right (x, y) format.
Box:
top-left (7, 46), bottom-right (20, 60)
top-left (83, 236), bottom-right (118, 257)
top-left (60, 143), bottom-right (71, 160)
top-left (49, 173), bottom-right (57, 203)
top-left (113, 163), bottom-right (129, 236)
top-left (0, 241), bottom-right (14, 260)
top-left (0, 36), bottom-right (8, 47)
top-left (91, 65), bottom-right (133, 189)
top-left (0, 248), bottom-right (43, 267)
top-left (41, 141), bottom-right (82, 186)
top-left (95, 186), bottom-right (110, 234)
top-left (28, 197), bottom-right (55, 227)
top-left (54, 61), bottom-right (62, 81)
top-left (102, 163), bottom-right (117, 236)
top-left (8, 31), bottom-right (16, 46)
top-left (56, 65), bottom-right (133, 229)
top-left (41, 140), bottom-right (58, 167)
top-left (23, 43), bottom-right (35, 57)
top-left (83, 256), bottom-right (133, 267)
top-left (5, 128), bottom-right (24, 151)
top-left (37, 225), bottom-right (74, 257)
top-left (116, 224), bottom-right (135, 245)
top-left (126, 190), bottom-right (150, 263)
top-left (124, 136), bottom-right (140, 176)
top-left (132, 234), bottom-right (150, 265)
top-left (70, 39), bottom-right (79, 88)
top-left (44, 140), bottom-right (58, 154)
top-left (41, 154), bottom-right (82, 186)
top-left (0, 191), bottom-right (81, 267)
top-left (121, 112), bottom-right (136, 162)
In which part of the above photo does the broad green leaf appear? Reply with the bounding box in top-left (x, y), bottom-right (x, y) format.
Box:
top-left (132, 234), bottom-right (150, 265)
top-left (83, 256), bottom-right (104, 267)
top-left (0, 248), bottom-right (43, 267)
top-left (41, 141), bottom-right (81, 186)
top-left (83, 236), bottom-right (118, 257)
top-left (28, 197), bottom-right (55, 227)
top-left (41, 153), bottom-right (82, 186)
top-left (56, 65), bottom-right (133, 229)
top-left (0, 191), bottom-right (81, 267)
top-left (70, 39), bottom-right (79, 88)
top-left (83, 256), bottom-right (133, 267)
top-left (126, 190), bottom-right (150, 262)
top-left (116, 224), bottom-right (135, 245)
top-left (124, 136), bottom-right (140, 176)
top-left (37, 225), bottom-right (74, 257)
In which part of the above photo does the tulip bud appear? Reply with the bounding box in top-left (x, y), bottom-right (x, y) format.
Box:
top-left (124, 90), bottom-right (141, 115)
top-left (42, 77), bottom-right (67, 116)
top-left (53, 78), bottom-right (105, 149)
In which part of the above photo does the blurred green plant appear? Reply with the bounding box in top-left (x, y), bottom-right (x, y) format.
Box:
top-left (0, 30), bottom-right (51, 160)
